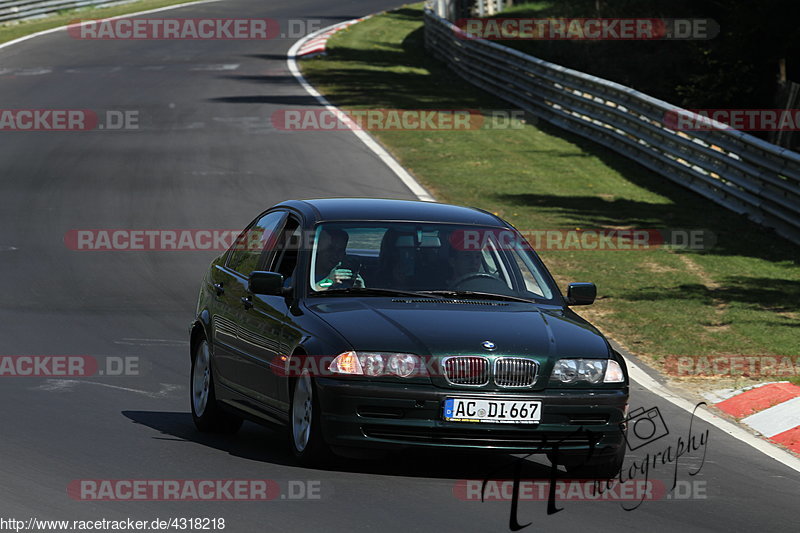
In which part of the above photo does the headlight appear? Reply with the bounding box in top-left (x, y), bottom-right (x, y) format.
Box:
top-left (387, 353), bottom-right (419, 378)
top-left (580, 359), bottom-right (606, 384)
top-left (552, 359), bottom-right (580, 383)
top-left (329, 352), bottom-right (424, 378)
top-left (604, 360), bottom-right (625, 383)
top-left (550, 359), bottom-right (625, 384)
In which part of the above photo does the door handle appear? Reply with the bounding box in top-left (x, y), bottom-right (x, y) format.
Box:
top-left (213, 283), bottom-right (224, 296)
top-left (241, 296), bottom-right (253, 310)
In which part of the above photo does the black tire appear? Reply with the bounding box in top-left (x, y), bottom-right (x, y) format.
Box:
top-left (191, 337), bottom-right (242, 434)
top-left (288, 372), bottom-right (331, 466)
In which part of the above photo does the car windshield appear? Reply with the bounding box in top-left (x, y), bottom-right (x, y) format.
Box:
top-left (308, 222), bottom-right (555, 301)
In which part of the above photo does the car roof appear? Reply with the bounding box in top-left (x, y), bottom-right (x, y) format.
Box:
top-left (276, 198), bottom-right (507, 227)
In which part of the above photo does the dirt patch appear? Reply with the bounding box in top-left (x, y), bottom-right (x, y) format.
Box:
top-left (676, 254), bottom-right (731, 333)
top-left (641, 261), bottom-right (679, 273)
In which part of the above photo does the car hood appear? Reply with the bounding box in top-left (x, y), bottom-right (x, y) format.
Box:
top-left (304, 298), bottom-right (610, 358)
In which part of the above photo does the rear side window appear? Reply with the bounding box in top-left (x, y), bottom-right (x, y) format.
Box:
top-left (227, 211), bottom-right (286, 275)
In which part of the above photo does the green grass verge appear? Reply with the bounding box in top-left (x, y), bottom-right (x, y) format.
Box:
top-left (301, 5), bottom-right (800, 385)
top-left (0, 0), bottom-right (205, 45)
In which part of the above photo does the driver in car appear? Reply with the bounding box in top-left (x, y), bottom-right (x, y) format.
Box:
top-left (314, 227), bottom-right (365, 290)
top-left (447, 249), bottom-right (486, 286)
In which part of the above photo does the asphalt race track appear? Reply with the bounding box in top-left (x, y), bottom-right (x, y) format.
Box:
top-left (0, 0), bottom-right (797, 531)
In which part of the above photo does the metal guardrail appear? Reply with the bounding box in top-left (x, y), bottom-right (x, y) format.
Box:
top-left (0, 0), bottom-right (132, 24)
top-left (429, 0), bottom-right (510, 20)
top-left (424, 8), bottom-right (800, 244)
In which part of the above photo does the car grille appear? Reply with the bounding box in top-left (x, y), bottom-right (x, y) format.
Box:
top-left (494, 357), bottom-right (537, 388)
top-left (442, 356), bottom-right (490, 386)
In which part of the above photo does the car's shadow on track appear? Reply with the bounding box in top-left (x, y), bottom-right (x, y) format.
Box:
top-left (122, 410), bottom-right (555, 479)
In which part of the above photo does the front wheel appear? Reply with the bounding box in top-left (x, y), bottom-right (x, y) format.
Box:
top-left (191, 338), bottom-right (242, 434)
top-left (289, 372), bottom-right (330, 466)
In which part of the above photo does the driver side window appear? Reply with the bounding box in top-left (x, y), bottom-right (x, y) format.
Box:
top-left (227, 211), bottom-right (286, 275)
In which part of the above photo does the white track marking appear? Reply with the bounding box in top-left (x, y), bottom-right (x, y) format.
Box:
top-left (190, 63), bottom-right (240, 71)
top-left (0, 0), bottom-right (222, 53)
top-left (115, 338), bottom-right (189, 346)
top-left (16, 68), bottom-right (53, 76)
top-left (702, 381), bottom-right (790, 404)
top-left (741, 397), bottom-right (800, 438)
top-left (34, 379), bottom-right (181, 398)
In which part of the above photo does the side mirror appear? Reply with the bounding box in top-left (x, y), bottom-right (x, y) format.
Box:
top-left (248, 271), bottom-right (285, 296)
top-left (566, 282), bottom-right (596, 306)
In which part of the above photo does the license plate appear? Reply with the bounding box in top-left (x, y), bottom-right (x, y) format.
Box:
top-left (443, 398), bottom-right (541, 424)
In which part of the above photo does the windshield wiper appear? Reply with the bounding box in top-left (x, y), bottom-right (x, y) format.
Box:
top-left (311, 287), bottom-right (442, 299)
top-left (420, 290), bottom-right (535, 303)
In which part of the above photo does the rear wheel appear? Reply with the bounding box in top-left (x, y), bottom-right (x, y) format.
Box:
top-left (191, 338), bottom-right (242, 434)
top-left (289, 372), bottom-right (330, 466)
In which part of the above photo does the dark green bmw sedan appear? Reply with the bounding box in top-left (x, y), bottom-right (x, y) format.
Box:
top-left (190, 198), bottom-right (629, 475)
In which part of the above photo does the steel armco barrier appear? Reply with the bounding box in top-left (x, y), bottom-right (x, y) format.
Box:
top-left (0, 0), bottom-right (134, 24)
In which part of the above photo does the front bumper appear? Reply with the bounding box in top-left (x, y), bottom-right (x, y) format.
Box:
top-left (316, 378), bottom-right (628, 455)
